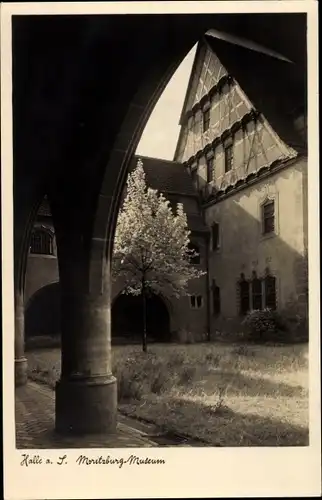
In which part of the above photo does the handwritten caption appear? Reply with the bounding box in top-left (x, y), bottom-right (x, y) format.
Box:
top-left (20, 453), bottom-right (166, 468)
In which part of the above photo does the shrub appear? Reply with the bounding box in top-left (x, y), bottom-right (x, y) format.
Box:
top-left (242, 308), bottom-right (287, 343)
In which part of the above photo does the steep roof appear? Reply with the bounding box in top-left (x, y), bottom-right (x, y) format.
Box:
top-left (176, 34), bottom-right (306, 157)
top-left (205, 35), bottom-right (306, 152)
top-left (131, 155), bottom-right (197, 196)
top-left (130, 155), bottom-right (208, 234)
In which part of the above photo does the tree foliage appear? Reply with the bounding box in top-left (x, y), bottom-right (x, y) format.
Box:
top-left (112, 159), bottom-right (205, 298)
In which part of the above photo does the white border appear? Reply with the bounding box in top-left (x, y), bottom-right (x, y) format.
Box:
top-left (1, 2), bottom-right (320, 499)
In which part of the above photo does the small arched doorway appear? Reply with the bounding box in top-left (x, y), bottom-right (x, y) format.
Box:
top-left (112, 292), bottom-right (170, 343)
top-left (25, 282), bottom-right (61, 338)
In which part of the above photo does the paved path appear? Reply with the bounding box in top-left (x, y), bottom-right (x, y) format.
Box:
top-left (15, 381), bottom-right (161, 448)
top-left (15, 381), bottom-right (202, 448)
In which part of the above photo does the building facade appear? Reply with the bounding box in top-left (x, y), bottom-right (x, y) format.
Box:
top-left (174, 35), bottom-right (308, 336)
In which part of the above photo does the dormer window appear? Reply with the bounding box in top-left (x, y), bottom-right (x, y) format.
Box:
top-left (193, 116), bottom-right (200, 135)
top-left (190, 161), bottom-right (199, 189)
top-left (224, 140), bottom-right (234, 172)
top-left (203, 107), bottom-right (211, 132)
top-left (206, 155), bottom-right (214, 183)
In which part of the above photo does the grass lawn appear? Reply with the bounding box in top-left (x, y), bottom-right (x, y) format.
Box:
top-left (27, 342), bottom-right (309, 446)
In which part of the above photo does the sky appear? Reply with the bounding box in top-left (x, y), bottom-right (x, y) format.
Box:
top-left (136, 44), bottom-right (197, 161)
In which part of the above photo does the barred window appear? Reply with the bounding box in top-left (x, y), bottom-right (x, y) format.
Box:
top-left (30, 229), bottom-right (53, 255)
top-left (262, 200), bottom-right (275, 234)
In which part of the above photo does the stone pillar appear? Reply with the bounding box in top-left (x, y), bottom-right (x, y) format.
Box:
top-left (55, 291), bottom-right (117, 435)
top-left (15, 291), bottom-right (28, 386)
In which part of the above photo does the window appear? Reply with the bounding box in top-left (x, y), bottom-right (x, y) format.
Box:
top-left (190, 161), bottom-right (199, 189)
top-left (211, 222), bottom-right (220, 251)
top-left (206, 155), bottom-right (214, 183)
top-left (188, 243), bottom-right (200, 265)
top-left (239, 275), bottom-right (250, 315)
top-left (252, 273), bottom-right (262, 310)
top-left (224, 142), bottom-right (234, 172)
top-left (203, 108), bottom-right (210, 132)
top-left (262, 200), bottom-right (275, 234)
top-left (264, 274), bottom-right (277, 310)
top-left (212, 280), bottom-right (221, 316)
top-left (193, 116), bottom-right (200, 135)
top-left (190, 295), bottom-right (203, 309)
top-left (30, 229), bottom-right (53, 255)
top-left (191, 167), bottom-right (198, 187)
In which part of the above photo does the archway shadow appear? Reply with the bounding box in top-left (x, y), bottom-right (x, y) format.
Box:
top-left (112, 292), bottom-right (171, 344)
top-left (154, 396), bottom-right (309, 446)
top-left (25, 282), bottom-right (61, 338)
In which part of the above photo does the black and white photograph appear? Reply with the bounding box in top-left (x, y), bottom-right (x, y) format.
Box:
top-left (1, 1), bottom-right (320, 498)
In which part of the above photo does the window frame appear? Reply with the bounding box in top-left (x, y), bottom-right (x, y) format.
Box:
top-left (190, 294), bottom-right (204, 309)
top-left (264, 273), bottom-right (277, 310)
top-left (206, 154), bottom-right (214, 183)
top-left (211, 222), bottom-right (220, 252)
top-left (190, 161), bottom-right (199, 189)
top-left (193, 115), bottom-right (200, 136)
top-left (224, 139), bottom-right (234, 173)
top-left (202, 107), bottom-right (211, 133)
top-left (262, 200), bottom-right (275, 235)
top-left (251, 274), bottom-right (263, 310)
top-left (30, 228), bottom-right (54, 256)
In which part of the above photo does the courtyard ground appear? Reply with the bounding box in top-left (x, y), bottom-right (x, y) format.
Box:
top-left (26, 342), bottom-right (309, 447)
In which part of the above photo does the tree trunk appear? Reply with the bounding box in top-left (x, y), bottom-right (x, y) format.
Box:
top-left (142, 280), bottom-right (147, 353)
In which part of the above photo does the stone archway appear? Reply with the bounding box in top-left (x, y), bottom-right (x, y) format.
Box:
top-left (112, 292), bottom-right (171, 344)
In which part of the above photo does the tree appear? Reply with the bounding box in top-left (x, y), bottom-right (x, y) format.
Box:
top-left (112, 158), bottom-right (205, 352)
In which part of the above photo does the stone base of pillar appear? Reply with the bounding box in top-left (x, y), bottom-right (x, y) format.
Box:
top-left (15, 357), bottom-right (28, 386)
top-left (55, 375), bottom-right (117, 435)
